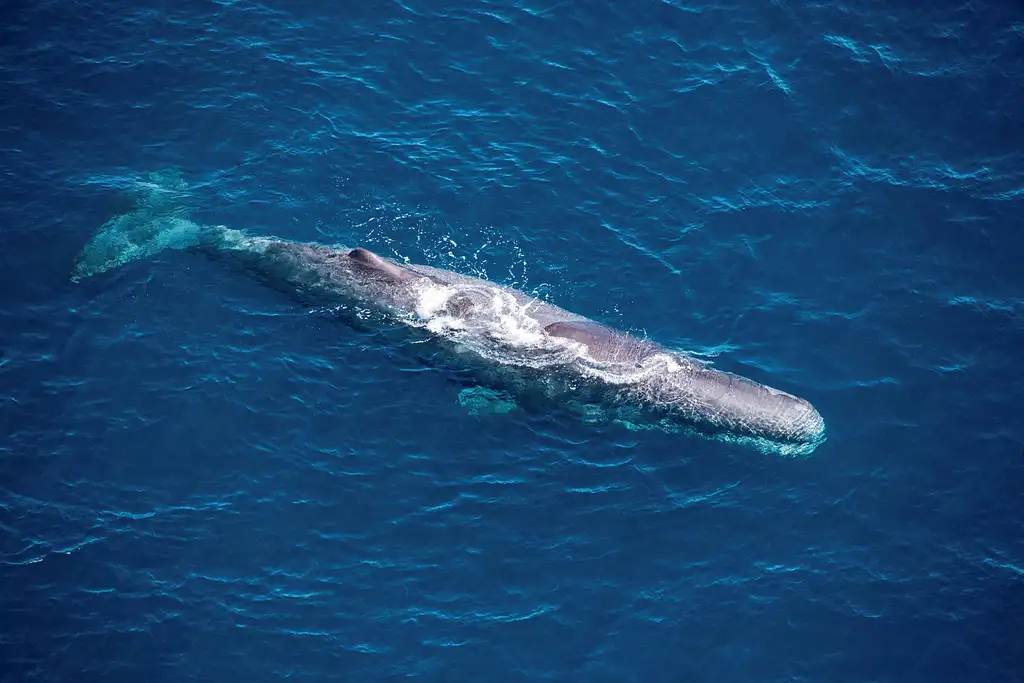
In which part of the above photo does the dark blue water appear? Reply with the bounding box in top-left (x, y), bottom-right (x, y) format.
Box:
top-left (3, 1), bottom-right (1023, 681)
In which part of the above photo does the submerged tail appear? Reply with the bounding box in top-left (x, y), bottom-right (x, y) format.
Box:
top-left (71, 170), bottom-right (207, 282)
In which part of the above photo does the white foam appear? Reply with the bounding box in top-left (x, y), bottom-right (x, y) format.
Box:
top-left (404, 280), bottom-right (697, 394)
top-left (491, 291), bottom-right (546, 347)
top-left (415, 282), bottom-right (457, 319)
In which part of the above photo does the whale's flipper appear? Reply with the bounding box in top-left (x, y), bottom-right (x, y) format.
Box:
top-left (71, 170), bottom-right (206, 282)
top-left (457, 386), bottom-right (518, 416)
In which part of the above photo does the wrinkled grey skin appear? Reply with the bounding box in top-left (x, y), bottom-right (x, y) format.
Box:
top-left (196, 231), bottom-right (825, 451)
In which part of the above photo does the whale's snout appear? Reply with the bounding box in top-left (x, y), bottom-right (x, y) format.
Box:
top-left (789, 397), bottom-right (826, 445)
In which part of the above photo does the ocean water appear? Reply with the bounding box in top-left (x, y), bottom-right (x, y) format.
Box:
top-left (2, 0), bottom-right (1023, 681)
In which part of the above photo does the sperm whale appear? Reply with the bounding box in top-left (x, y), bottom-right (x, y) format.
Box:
top-left (72, 171), bottom-right (826, 455)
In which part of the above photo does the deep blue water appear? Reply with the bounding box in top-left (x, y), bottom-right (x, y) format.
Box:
top-left (3, 0), bottom-right (1023, 681)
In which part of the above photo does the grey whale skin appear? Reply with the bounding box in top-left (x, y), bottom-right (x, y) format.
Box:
top-left (72, 175), bottom-right (825, 456)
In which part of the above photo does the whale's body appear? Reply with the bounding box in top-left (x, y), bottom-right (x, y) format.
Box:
top-left (72, 172), bottom-right (826, 455)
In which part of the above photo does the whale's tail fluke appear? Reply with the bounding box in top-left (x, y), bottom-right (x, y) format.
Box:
top-left (71, 170), bottom-right (206, 282)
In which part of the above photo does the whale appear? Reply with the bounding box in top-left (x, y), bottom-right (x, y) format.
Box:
top-left (71, 171), bottom-right (826, 456)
